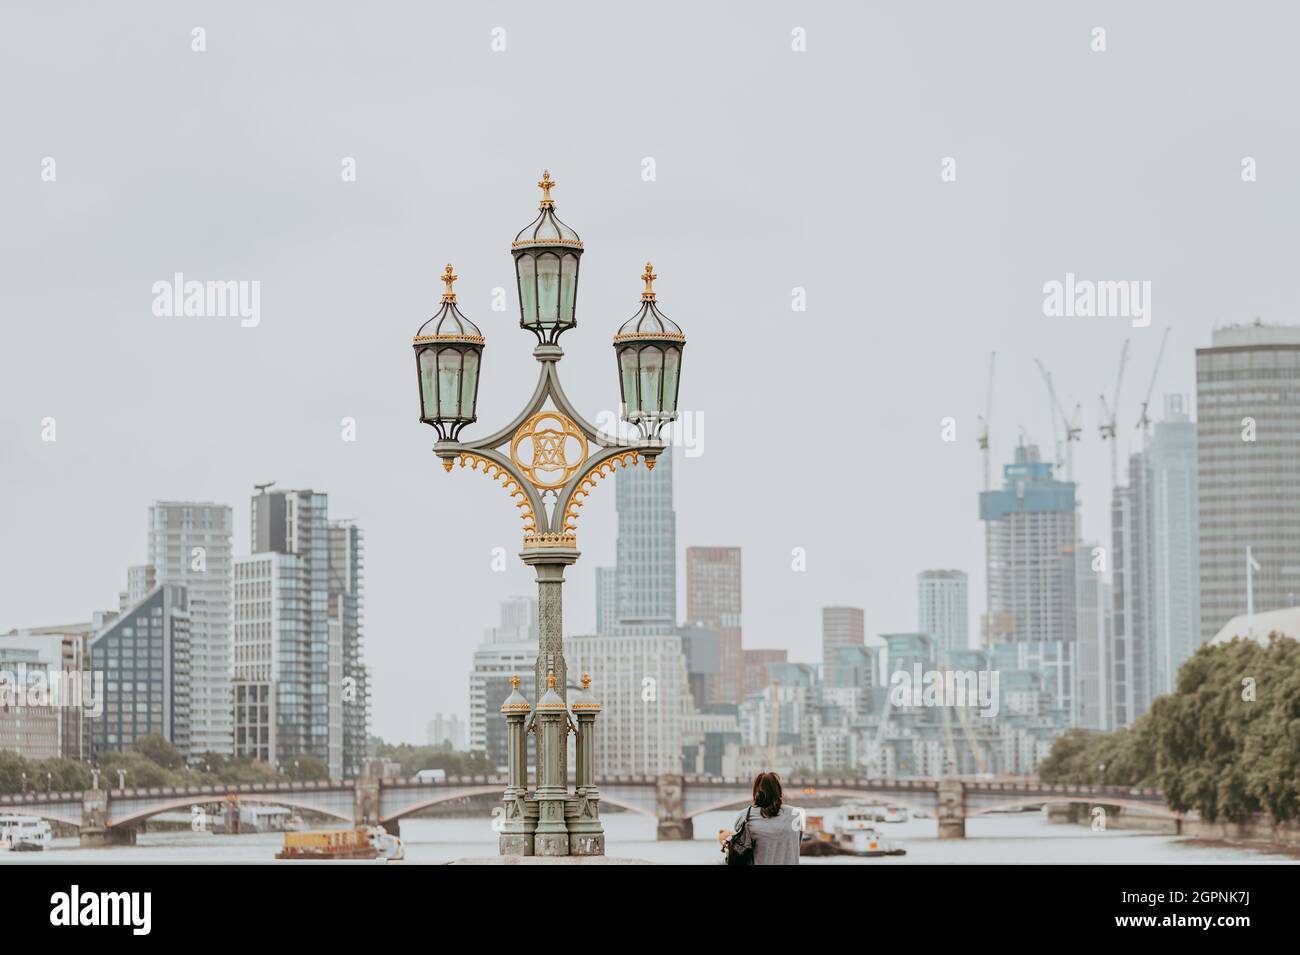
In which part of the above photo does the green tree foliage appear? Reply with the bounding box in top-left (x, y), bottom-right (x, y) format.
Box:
top-left (284, 756), bottom-right (329, 782)
top-left (372, 740), bottom-right (493, 777)
top-left (133, 734), bottom-right (185, 770)
top-left (1039, 634), bottom-right (1300, 823)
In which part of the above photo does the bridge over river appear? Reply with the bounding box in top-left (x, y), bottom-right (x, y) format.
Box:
top-left (0, 774), bottom-right (1178, 846)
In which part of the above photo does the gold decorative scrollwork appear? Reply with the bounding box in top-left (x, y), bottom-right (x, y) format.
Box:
top-left (449, 453), bottom-right (538, 539)
top-left (560, 451), bottom-right (641, 536)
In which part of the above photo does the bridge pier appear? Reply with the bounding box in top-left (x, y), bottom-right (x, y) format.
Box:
top-left (80, 789), bottom-right (138, 847)
top-left (937, 779), bottom-right (966, 839)
top-left (655, 774), bottom-right (693, 841)
top-left (355, 762), bottom-right (382, 828)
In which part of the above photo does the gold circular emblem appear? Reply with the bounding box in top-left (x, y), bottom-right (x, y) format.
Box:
top-left (510, 411), bottom-right (588, 490)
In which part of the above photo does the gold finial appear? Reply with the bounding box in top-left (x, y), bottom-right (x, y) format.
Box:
top-left (538, 170), bottom-right (556, 208)
top-left (511, 674), bottom-right (520, 690)
top-left (440, 264), bottom-right (458, 303)
top-left (546, 672), bottom-right (556, 688)
top-left (641, 262), bottom-right (657, 301)
top-left (581, 673), bottom-right (591, 689)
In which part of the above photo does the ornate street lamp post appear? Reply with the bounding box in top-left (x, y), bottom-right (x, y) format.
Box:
top-left (413, 172), bottom-right (686, 857)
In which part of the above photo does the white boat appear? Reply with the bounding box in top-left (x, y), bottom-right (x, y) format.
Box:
top-left (802, 805), bottom-right (906, 857)
top-left (0, 815), bottom-right (53, 851)
top-left (882, 805), bottom-right (908, 823)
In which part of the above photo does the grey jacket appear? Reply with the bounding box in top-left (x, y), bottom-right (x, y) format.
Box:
top-left (735, 805), bottom-right (800, 865)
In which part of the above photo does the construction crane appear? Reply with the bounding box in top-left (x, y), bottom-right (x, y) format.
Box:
top-left (1136, 327), bottom-right (1172, 437)
top-left (1098, 339), bottom-right (1130, 493)
top-left (937, 672), bottom-right (961, 777)
top-left (1034, 359), bottom-right (1082, 481)
top-left (954, 694), bottom-right (990, 775)
top-left (976, 352), bottom-right (996, 492)
top-left (766, 682), bottom-right (779, 769)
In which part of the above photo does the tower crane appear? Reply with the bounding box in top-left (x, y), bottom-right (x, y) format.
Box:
top-left (1098, 339), bottom-right (1129, 493)
top-left (1034, 359), bottom-right (1082, 482)
top-left (1136, 327), bottom-right (1172, 438)
top-left (976, 352), bottom-right (996, 492)
top-left (768, 680), bottom-right (780, 770)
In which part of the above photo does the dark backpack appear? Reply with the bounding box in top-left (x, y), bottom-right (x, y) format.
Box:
top-left (725, 806), bottom-right (754, 865)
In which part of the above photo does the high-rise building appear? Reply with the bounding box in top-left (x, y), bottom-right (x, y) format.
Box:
top-left (1114, 394), bottom-right (1201, 723)
top-left (594, 566), bottom-right (618, 636)
top-left (979, 443), bottom-right (1077, 716)
top-left (328, 521), bottom-right (370, 779)
top-left (677, 622), bottom-right (719, 711)
top-left (0, 622), bottom-right (96, 760)
top-left (1111, 450), bottom-right (1151, 725)
top-left (1073, 540), bottom-right (1113, 730)
top-left (614, 449), bottom-right (676, 633)
top-left (232, 487), bottom-right (360, 778)
top-left (426, 713), bottom-right (466, 751)
top-left (89, 584), bottom-right (192, 760)
top-left (469, 597), bottom-right (538, 767)
top-left (0, 644), bottom-right (60, 760)
top-left (741, 648), bottom-right (787, 701)
top-left (821, 607), bottom-right (865, 686)
top-left (567, 631), bottom-right (693, 775)
top-left (148, 502), bottom-right (234, 758)
top-left (1196, 323), bottom-right (1300, 642)
top-left (685, 546), bottom-right (742, 704)
top-left (918, 570), bottom-right (969, 654)
top-left (1148, 396), bottom-right (1199, 695)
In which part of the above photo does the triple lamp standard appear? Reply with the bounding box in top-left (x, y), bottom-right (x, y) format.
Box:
top-left (411, 172), bottom-right (686, 856)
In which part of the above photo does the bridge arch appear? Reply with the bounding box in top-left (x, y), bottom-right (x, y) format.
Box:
top-left (109, 793), bottom-right (352, 828)
top-left (0, 805), bottom-right (82, 828)
top-left (966, 795), bottom-right (1180, 818)
top-left (379, 786), bottom-right (503, 823)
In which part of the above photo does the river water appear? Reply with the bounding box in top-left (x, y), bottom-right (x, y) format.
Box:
top-left (2, 811), bottom-right (1295, 864)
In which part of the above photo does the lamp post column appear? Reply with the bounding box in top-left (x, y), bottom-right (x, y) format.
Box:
top-left (533, 670), bottom-right (570, 857)
top-left (498, 675), bottom-right (534, 855)
top-left (522, 546), bottom-right (578, 783)
top-left (568, 673), bottom-right (604, 855)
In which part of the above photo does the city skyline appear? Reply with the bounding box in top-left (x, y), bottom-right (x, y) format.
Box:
top-left (5, 3), bottom-right (1300, 747)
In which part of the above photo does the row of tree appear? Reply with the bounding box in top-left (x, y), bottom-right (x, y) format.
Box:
top-left (0, 734), bottom-right (497, 796)
top-left (0, 736), bottom-right (329, 795)
top-left (1038, 634), bottom-right (1300, 823)
top-left (370, 740), bottom-right (493, 778)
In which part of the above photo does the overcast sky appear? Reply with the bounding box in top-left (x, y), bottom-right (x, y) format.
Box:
top-left (3, 2), bottom-right (1298, 743)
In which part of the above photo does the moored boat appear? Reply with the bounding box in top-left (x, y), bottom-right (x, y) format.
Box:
top-left (276, 828), bottom-right (378, 860)
top-left (0, 815), bottom-right (52, 851)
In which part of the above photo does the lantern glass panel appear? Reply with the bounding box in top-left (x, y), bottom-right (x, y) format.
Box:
top-left (517, 256), bottom-right (536, 323)
top-left (460, 349), bottom-right (479, 417)
top-left (662, 347), bottom-right (681, 414)
top-left (638, 346), bottom-right (663, 415)
top-left (559, 254), bottom-right (578, 324)
top-left (536, 253), bottom-right (560, 325)
top-left (419, 349), bottom-right (439, 419)
top-left (437, 349), bottom-right (463, 419)
top-left (619, 348), bottom-right (638, 413)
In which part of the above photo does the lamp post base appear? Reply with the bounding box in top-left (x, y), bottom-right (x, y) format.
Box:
top-left (499, 833), bottom-right (535, 855)
top-left (534, 832), bottom-right (571, 856)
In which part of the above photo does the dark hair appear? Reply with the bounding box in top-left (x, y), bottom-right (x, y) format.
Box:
top-left (752, 771), bottom-right (783, 818)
